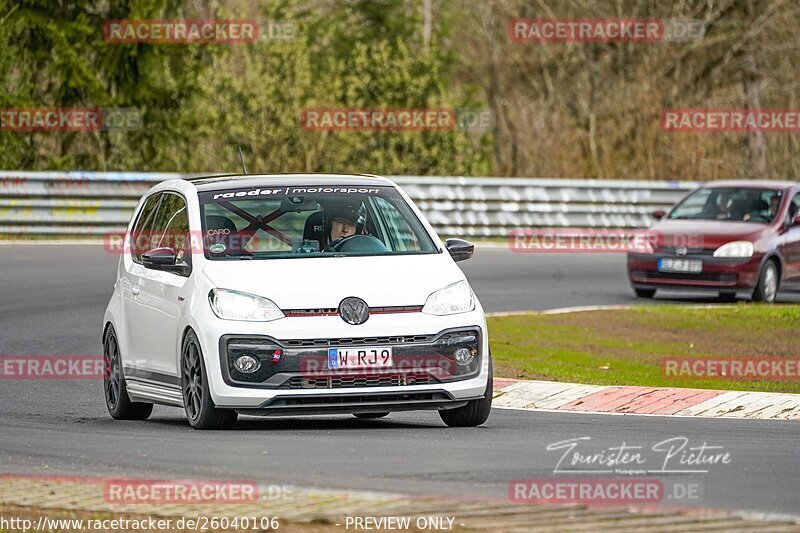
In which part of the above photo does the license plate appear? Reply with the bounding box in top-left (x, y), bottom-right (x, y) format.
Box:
top-left (328, 347), bottom-right (393, 370)
top-left (658, 258), bottom-right (703, 273)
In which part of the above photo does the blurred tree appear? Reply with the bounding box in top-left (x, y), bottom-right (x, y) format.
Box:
top-left (172, 0), bottom-right (489, 175)
top-left (4, 0), bottom-right (799, 180)
top-left (450, 0), bottom-right (800, 180)
top-left (0, 0), bottom-right (211, 170)
top-left (0, 0), bottom-right (488, 175)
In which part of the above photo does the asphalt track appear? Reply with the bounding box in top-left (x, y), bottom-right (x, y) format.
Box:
top-left (0, 244), bottom-right (798, 519)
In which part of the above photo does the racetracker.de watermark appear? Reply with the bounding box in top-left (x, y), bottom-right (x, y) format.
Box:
top-left (509, 478), bottom-right (703, 504)
top-left (0, 356), bottom-right (107, 379)
top-left (0, 108), bottom-right (142, 131)
top-left (509, 228), bottom-right (704, 253)
top-left (299, 108), bottom-right (493, 132)
top-left (663, 357), bottom-right (800, 382)
top-left (103, 479), bottom-right (261, 504)
top-left (300, 355), bottom-right (457, 380)
top-left (102, 230), bottom-right (296, 256)
top-left (103, 19), bottom-right (296, 43)
top-left (0, 473), bottom-right (291, 505)
top-left (662, 109), bottom-right (800, 132)
top-left (509, 18), bottom-right (704, 43)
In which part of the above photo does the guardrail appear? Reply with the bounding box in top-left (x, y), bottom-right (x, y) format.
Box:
top-left (0, 171), bottom-right (700, 237)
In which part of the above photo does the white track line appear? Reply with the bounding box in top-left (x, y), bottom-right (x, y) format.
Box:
top-left (487, 303), bottom-right (731, 317)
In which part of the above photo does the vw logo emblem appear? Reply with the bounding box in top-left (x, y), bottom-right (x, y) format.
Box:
top-left (675, 246), bottom-right (688, 256)
top-left (338, 297), bottom-right (369, 325)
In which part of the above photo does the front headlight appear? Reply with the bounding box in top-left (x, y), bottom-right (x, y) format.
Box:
top-left (713, 241), bottom-right (754, 258)
top-left (422, 280), bottom-right (475, 316)
top-left (208, 289), bottom-right (284, 322)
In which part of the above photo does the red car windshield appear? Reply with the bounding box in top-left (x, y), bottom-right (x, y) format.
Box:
top-left (668, 187), bottom-right (784, 223)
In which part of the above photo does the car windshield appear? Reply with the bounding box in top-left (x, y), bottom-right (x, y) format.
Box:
top-left (668, 187), bottom-right (784, 223)
top-left (198, 184), bottom-right (437, 259)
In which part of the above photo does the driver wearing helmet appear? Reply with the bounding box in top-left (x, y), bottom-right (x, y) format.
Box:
top-left (322, 200), bottom-right (365, 250)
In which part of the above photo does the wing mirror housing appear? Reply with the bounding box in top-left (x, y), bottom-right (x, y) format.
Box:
top-left (445, 238), bottom-right (475, 262)
top-left (142, 247), bottom-right (190, 276)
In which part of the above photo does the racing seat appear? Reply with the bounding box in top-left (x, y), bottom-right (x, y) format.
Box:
top-left (303, 211), bottom-right (327, 250)
top-left (206, 215), bottom-right (237, 234)
top-left (204, 215), bottom-right (245, 255)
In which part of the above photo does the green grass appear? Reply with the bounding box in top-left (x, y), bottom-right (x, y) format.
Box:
top-left (488, 304), bottom-right (800, 393)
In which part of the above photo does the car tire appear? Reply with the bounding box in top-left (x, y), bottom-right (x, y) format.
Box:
top-left (181, 330), bottom-right (238, 430)
top-left (103, 325), bottom-right (153, 421)
top-left (439, 358), bottom-right (493, 428)
top-left (752, 260), bottom-right (779, 303)
top-left (635, 288), bottom-right (656, 299)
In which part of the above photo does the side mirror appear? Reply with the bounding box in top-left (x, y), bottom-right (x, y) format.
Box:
top-left (142, 247), bottom-right (189, 275)
top-left (792, 214), bottom-right (800, 227)
top-left (651, 209), bottom-right (666, 220)
top-left (445, 238), bottom-right (474, 262)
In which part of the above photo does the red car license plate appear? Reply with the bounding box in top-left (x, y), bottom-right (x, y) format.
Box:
top-left (658, 258), bottom-right (702, 273)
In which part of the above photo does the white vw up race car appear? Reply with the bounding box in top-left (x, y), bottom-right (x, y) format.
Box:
top-left (102, 174), bottom-right (492, 429)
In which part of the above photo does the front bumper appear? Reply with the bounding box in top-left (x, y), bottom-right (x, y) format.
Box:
top-left (194, 307), bottom-right (490, 410)
top-left (627, 252), bottom-right (763, 290)
top-left (236, 390), bottom-right (480, 416)
top-left (219, 327), bottom-right (481, 388)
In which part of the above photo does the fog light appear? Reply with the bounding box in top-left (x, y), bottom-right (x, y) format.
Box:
top-left (233, 354), bottom-right (261, 373)
top-left (454, 347), bottom-right (475, 366)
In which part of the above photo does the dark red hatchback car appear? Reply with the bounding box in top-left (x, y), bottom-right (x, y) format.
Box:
top-left (628, 180), bottom-right (800, 303)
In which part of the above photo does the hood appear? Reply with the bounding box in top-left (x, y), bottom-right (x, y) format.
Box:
top-left (651, 219), bottom-right (772, 249)
top-left (202, 253), bottom-right (464, 309)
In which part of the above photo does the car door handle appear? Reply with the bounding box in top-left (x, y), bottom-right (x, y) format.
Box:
top-left (131, 287), bottom-right (140, 296)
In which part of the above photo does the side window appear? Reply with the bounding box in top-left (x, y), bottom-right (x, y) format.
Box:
top-left (130, 193), bottom-right (162, 262)
top-left (150, 193), bottom-right (191, 265)
top-left (789, 193), bottom-right (800, 225)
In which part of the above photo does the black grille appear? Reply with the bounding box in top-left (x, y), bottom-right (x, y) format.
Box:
top-left (283, 374), bottom-right (433, 389)
top-left (659, 248), bottom-right (715, 256)
top-left (632, 270), bottom-right (737, 282)
top-left (281, 335), bottom-right (435, 348)
top-left (283, 308), bottom-right (337, 316)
